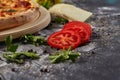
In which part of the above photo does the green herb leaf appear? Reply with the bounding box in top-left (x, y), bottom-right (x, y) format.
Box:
top-left (49, 47), bottom-right (81, 63)
top-left (36, 0), bottom-right (62, 9)
top-left (7, 9), bottom-right (17, 12)
top-left (7, 44), bottom-right (18, 52)
top-left (36, 0), bottom-right (51, 9)
top-left (5, 35), bottom-right (18, 52)
top-left (68, 53), bottom-right (80, 62)
top-left (5, 35), bottom-right (12, 51)
top-left (49, 54), bottom-right (65, 63)
top-left (42, 0), bottom-right (51, 9)
top-left (21, 34), bottom-right (47, 46)
top-left (3, 52), bottom-right (40, 64)
top-left (54, 16), bottom-right (68, 24)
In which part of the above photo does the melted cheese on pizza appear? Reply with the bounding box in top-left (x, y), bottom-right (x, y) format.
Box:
top-left (0, 0), bottom-right (36, 17)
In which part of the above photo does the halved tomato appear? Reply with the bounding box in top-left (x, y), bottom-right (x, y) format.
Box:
top-left (47, 30), bottom-right (81, 50)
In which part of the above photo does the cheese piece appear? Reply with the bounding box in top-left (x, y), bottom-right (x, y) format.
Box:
top-left (49, 3), bottom-right (92, 22)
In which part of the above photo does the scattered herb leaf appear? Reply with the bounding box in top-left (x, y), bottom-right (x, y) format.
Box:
top-left (54, 16), bottom-right (68, 24)
top-left (49, 47), bottom-right (81, 63)
top-left (42, 0), bottom-right (51, 9)
top-left (3, 52), bottom-right (40, 64)
top-left (5, 35), bottom-right (18, 52)
top-left (36, 0), bottom-right (62, 9)
top-left (68, 53), bottom-right (80, 62)
top-left (3, 35), bottom-right (40, 64)
top-left (36, 0), bottom-right (51, 9)
top-left (21, 34), bottom-right (47, 46)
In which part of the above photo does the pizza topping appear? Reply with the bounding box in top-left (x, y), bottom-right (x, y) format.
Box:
top-left (0, 12), bottom-right (4, 17)
top-left (0, 0), bottom-right (35, 17)
top-left (6, 9), bottom-right (17, 12)
top-left (18, 0), bottom-right (31, 8)
top-left (0, 9), bottom-right (17, 17)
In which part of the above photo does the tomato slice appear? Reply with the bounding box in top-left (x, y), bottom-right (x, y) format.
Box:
top-left (47, 31), bottom-right (81, 50)
top-left (62, 21), bottom-right (92, 44)
top-left (47, 21), bottom-right (92, 49)
top-left (63, 21), bottom-right (92, 35)
top-left (62, 26), bottom-right (90, 44)
top-left (80, 22), bottom-right (92, 35)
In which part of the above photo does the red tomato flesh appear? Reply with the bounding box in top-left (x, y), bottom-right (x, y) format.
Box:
top-left (62, 21), bottom-right (91, 44)
top-left (47, 21), bottom-right (92, 50)
top-left (47, 31), bottom-right (81, 50)
top-left (63, 21), bottom-right (92, 35)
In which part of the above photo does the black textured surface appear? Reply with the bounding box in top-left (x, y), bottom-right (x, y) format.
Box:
top-left (0, 0), bottom-right (120, 80)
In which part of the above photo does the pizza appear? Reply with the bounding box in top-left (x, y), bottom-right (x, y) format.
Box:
top-left (0, 0), bottom-right (40, 31)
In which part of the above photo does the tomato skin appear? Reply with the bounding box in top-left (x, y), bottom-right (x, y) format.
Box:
top-left (63, 21), bottom-right (92, 35)
top-left (47, 31), bottom-right (81, 50)
top-left (47, 21), bottom-right (92, 49)
top-left (62, 21), bottom-right (92, 44)
top-left (62, 27), bottom-right (90, 44)
top-left (80, 22), bottom-right (92, 35)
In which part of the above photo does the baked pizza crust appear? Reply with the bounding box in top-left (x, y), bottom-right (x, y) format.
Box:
top-left (0, 0), bottom-right (40, 31)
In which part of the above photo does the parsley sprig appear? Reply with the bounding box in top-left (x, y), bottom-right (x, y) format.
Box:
top-left (3, 35), bottom-right (40, 64)
top-left (36, 0), bottom-right (52, 9)
top-left (21, 34), bottom-right (47, 46)
top-left (36, 0), bottom-right (62, 9)
top-left (3, 52), bottom-right (39, 64)
top-left (49, 47), bottom-right (81, 63)
top-left (54, 16), bottom-right (68, 24)
top-left (5, 36), bottom-right (18, 52)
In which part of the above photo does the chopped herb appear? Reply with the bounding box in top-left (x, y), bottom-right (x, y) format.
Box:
top-left (42, 0), bottom-right (51, 9)
top-left (36, 0), bottom-right (62, 9)
top-left (3, 52), bottom-right (40, 64)
top-left (36, 0), bottom-right (51, 9)
top-left (54, 16), bottom-right (68, 24)
top-left (5, 35), bottom-right (18, 52)
top-left (3, 35), bottom-right (40, 64)
top-left (49, 47), bottom-right (81, 63)
top-left (6, 9), bottom-right (17, 12)
top-left (21, 34), bottom-right (47, 46)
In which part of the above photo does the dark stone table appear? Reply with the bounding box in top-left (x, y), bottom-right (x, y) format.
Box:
top-left (0, 0), bottom-right (120, 80)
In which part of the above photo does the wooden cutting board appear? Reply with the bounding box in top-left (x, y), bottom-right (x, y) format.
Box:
top-left (0, 6), bottom-right (51, 42)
